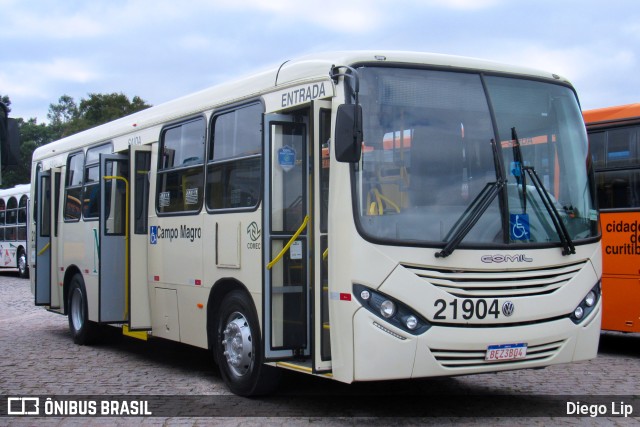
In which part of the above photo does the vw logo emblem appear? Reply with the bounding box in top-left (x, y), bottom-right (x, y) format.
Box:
top-left (502, 301), bottom-right (515, 317)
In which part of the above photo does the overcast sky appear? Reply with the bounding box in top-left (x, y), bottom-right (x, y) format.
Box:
top-left (2, 0), bottom-right (639, 122)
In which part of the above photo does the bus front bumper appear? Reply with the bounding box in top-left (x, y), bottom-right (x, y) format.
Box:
top-left (352, 303), bottom-right (601, 381)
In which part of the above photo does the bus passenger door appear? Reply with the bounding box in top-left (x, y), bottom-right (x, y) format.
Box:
top-left (263, 113), bottom-right (311, 360)
top-left (312, 100), bottom-right (332, 372)
top-left (128, 145), bottom-right (152, 330)
top-left (99, 154), bottom-right (129, 323)
top-left (34, 169), bottom-right (52, 305)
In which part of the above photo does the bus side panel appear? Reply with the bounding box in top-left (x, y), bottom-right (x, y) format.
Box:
top-left (600, 211), bottom-right (640, 332)
top-left (601, 277), bottom-right (640, 332)
top-left (601, 211), bottom-right (640, 277)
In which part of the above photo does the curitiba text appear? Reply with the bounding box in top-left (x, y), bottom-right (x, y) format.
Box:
top-left (604, 220), bottom-right (640, 255)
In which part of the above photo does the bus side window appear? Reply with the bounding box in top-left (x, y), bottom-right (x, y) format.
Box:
top-left (206, 103), bottom-right (262, 211)
top-left (156, 117), bottom-right (205, 214)
top-left (64, 152), bottom-right (84, 221)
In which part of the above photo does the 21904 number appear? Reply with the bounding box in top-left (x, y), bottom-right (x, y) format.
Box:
top-left (434, 298), bottom-right (500, 320)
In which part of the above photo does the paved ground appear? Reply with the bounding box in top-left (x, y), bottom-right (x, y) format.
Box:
top-left (0, 271), bottom-right (638, 426)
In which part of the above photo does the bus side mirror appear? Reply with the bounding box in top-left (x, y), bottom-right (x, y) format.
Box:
top-left (335, 104), bottom-right (362, 163)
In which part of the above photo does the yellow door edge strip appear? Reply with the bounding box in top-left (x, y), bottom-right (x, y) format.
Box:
top-left (266, 215), bottom-right (309, 270)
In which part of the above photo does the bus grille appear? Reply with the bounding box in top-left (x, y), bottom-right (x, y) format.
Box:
top-left (402, 261), bottom-right (586, 298)
top-left (430, 339), bottom-right (565, 369)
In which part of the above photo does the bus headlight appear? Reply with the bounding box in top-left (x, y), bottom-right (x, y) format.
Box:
top-left (353, 284), bottom-right (431, 335)
top-left (584, 291), bottom-right (596, 307)
top-left (405, 315), bottom-right (419, 330)
top-left (570, 282), bottom-right (601, 324)
top-left (380, 300), bottom-right (396, 318)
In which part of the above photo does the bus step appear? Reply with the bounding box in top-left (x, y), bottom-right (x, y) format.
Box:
top-left (122, 325), bottom-right (149, 341)
top-left (275, 361), bottom-right (333, 377)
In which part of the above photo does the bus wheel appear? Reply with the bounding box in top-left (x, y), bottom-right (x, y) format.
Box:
top-left (17, 250), bottom-right (28, 278)
top-left (215, 290), bottom-right (280, 396)
top-left (68, 274), bottom-right (99, 345)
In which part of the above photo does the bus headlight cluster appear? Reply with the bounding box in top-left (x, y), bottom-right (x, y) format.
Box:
top-left (570, 282), bottom-right (601, 324)
top-left (354, 284), bottom-right (430, 335)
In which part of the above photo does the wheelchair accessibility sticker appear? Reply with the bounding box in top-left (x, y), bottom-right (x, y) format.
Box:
top-left (150, 226), bottom-right (158, 244)
top-left (510, 213), bottom-right (530, 241)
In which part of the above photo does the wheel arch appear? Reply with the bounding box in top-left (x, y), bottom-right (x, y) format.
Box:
top-left (206, 277), bottom-right (256, 351)
top-left (62, 265), bottom-right (83, 315)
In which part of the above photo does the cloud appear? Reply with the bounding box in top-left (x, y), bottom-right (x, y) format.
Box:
top-left (2, 57), bottom-right (100, 120)
top-left (216, 0), bottom-right (387, 33)
top-left (422, 0), bottom-right (503, 10)
top-left (1, 5), bottom-right (105, 39)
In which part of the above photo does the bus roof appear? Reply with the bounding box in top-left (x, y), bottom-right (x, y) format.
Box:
top-left (583, 103), bottom-right (640, 126)
top-left (0, 184), bottom-right (30, 199)
top-left (32, 50), bottom-right (570, 163)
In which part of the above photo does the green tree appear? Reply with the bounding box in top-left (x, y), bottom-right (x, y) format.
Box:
top-left (47, 94), bottom-right (78, 140)
top-left (49, 92), bottom-right (151, 137)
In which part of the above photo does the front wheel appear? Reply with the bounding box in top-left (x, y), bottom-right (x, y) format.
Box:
top-left (68, 274), bottom-right (99, 345)
top-left (214, 290), bottom-right (280, 396)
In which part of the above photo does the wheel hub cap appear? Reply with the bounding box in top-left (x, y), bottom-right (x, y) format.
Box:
top-left (222, 313), bottom-right (253, 377)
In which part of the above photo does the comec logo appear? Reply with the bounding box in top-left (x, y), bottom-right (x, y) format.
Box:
top-left (481, 254), bottom-right (533, 263)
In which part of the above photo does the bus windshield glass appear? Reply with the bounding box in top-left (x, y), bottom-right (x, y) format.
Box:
top-left (354, 67), bottom-right (598, 247)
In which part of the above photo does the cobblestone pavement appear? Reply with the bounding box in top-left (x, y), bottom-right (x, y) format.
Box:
top-left (0, 272), bottom-right (638, 426)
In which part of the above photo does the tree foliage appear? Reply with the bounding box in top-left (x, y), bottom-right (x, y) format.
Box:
top-left (0, 93), bottom-right (151, 188)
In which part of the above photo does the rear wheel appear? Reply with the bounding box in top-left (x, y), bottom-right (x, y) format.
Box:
top-left (214, 290), bottom-right (280, 396)
top-left (68, 274), bottom-right (99, 345)
top-left (17, 249), bottom-right (28, 278)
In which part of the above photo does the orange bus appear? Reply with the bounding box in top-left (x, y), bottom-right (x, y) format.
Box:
top-left (584, 103), bottom-right (640, 333)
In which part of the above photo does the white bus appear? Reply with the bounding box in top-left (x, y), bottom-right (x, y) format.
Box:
top-left (30, 51), bottom-right (602, 396)
top-left (0, 184), bottom-right (30, 277)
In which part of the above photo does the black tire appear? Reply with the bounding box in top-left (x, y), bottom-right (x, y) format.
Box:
top-left (68, 274), bottom-right (99, 345)
top-left (17, 249), bottom-right (28, 278)
top-left (214, 290), bottom-right (280, 396)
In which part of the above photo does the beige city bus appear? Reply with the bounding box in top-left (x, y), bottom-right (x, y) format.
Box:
top-left (31, 51), bottom-right (601, 396)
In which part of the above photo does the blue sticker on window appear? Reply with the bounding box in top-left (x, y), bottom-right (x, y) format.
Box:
top-left (278, 145), bottom-right (296, 172)
top-left (510, 161), bottom-right (521, 177)
top-left (510, 213), bottom-right (530, 240)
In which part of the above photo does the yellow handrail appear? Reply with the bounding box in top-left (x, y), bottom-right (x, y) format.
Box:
top-left (37, 242), bottom-right (51, 256)
top-left (267, 215), bottom-right (309, 270)
top-left (103, 175), bottom-right (129, 319)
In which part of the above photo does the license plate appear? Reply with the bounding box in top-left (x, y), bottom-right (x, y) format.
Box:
top-left (485, 343), bottom-right (527, 362)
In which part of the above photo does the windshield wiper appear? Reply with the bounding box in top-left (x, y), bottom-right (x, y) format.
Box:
top-left (511, 128), bottom-right (575, 255)
top-left (435, 179), bottom-right (505, 258)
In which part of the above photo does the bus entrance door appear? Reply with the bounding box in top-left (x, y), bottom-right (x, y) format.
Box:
top-left (263, 113), bottom-right (311, 361)
top-left (98, 154), bottom-right (129, 323)
top-left (312, 100), bottom-right (332, 372)
top-left (127, 145), bottom-right (152, 331)
top-left (35, 169), bottom-right (53, 306)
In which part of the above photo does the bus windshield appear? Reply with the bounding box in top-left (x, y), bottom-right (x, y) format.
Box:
top-left (354, 67), bottom-right (598, 248)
